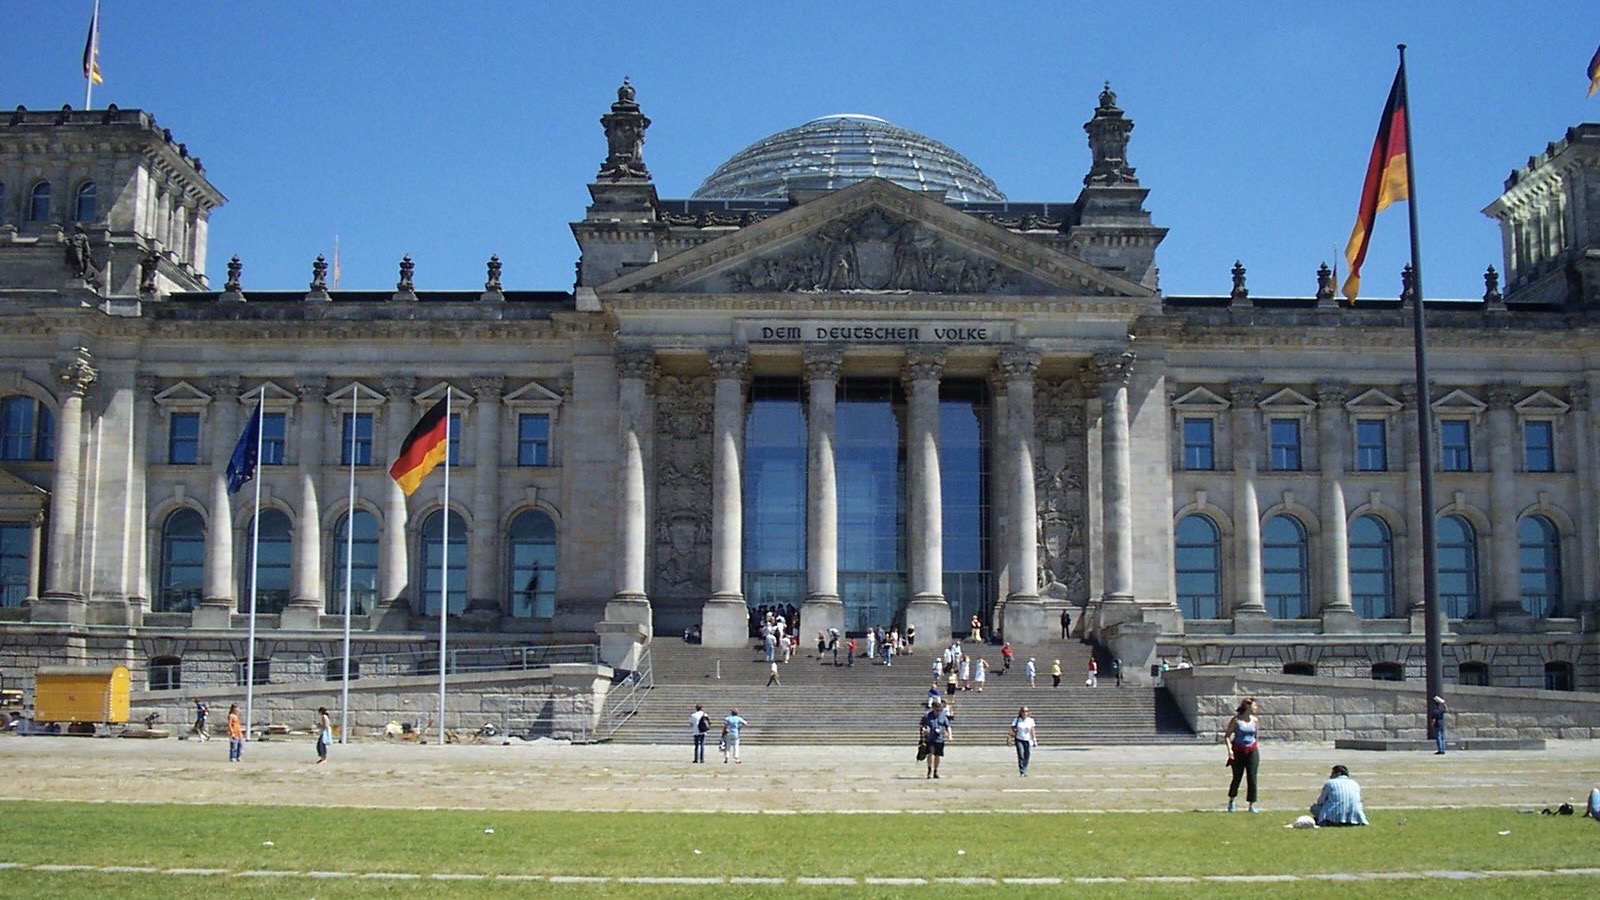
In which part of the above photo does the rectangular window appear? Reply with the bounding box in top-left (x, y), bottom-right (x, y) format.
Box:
top-left (1440, 419), bottom-right (1472, 472)
top-left (518, 414), bottom-right (550, 466)
top-left (341, 413), bottom-right (373, 466)
top-left (260, 412), bottom-right (287, 466)
top-left (1524, 420), bottom-right (1554, 472)
top-left (1269, 418), bottom-right (1301, 471)
top-left (1355, 419), bottom-right (1387, 472)
top-left (448, 413), bottom-right (462, 464)
top-left (1181, 417), bottom-right (1214, 470)
top-left (168, 412), bottom-right (200, 465)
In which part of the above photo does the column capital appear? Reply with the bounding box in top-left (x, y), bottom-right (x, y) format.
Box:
top-left (470, 375), bottom-right (505, 402)
top-left (1315, 382), bottom-right (1348, 407)
top-left (381, 376), bottom-right (414, 400)
top-left (1398, 381), bottom-right (1419, 406)
top-left (1228, 379), bottom-right (1263, 408)
top-left (901, 347), bottom-right (945, 385)
top-left (54, 348), bottom-right (98, 397)
top-left (708, 348), bottom-right (749, 381)
top-left (294, 377), bottom-right (328, 402)
top-left (1571, 381), bottom-right (1591, 411)
top-left (1086, 349), bottom-right (1135, 392)
top-left (208, 375), bottom-right (240, 402)
top-left (616, 348), bottom-right (658, 382)
top-left (996, 347), bottom-right (1040, 383)
top-left (802, 346), bottom-right (843, 382)
top-left (1486, 382), bottom-right (1518, 409)
top-left (135, 374), bottom-right (161, 396)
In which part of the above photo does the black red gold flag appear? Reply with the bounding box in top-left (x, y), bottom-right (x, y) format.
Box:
top-left (1341, 67), bottom-right (1409, 302)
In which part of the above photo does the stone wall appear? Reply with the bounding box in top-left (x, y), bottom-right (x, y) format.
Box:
top-left (1166, 665), bottom-right (1600, 742)
top-left (127, 664), bottom-right (613, 742)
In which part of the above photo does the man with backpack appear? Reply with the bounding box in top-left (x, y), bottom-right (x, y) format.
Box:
top-left (690, 704), bottom-right (710, 763)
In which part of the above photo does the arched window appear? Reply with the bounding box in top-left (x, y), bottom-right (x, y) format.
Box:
top-left (28, 181), bottom-right (51, 222)
top-left (1544, 661), bottom-right (1574, 692)
top-left (148, 655), bottom-right (181, 691)
top-left (1437, 515), bottom-right (1479, 619)
top-left (1262, 515), bottom-right (1309, 619)
top-left (0, 395), bottom-right (54, 461)
top-left (328, 510), bottom-right (379, 615)
top-left (1174, 514), bottom-right (1222, 619)
top-left (508, 510), bottom-right (557, 618)
top-left (157, 508), bottom-right (205, 612)
top-left (1458, 661), bottom-right (1489, 686)
top-left (0, 522), bottom-right (30, 608)
top-left (1283, 661), bottom-right (1316, 676)
top-left (419, 509), bottom-right (467, 616)
top-left (243, 509), bottom-right (292, 615)
top-left (1518, 515), bottom-right (1561, 617)
top-left (73, 181), bottom-right (96, 222)
top-left (1348, 515), bottom-right (1394, 618)
top-left (1370, 661), bottom-right (1405, 681)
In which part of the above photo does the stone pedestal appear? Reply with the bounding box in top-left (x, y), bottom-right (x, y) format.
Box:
top-left (700, 597), bottom-right (750, 648)
top-left (1095, 595), bottom-right (1142, 633)
top-left (191, 600), bottom-right (233, 629)
top-left (1492, 610), bottom-right (1536, 634)
top-left (1001, 597), bottom-right (1046, 644)
top-left (905, 597), bottom-right (951, 647)
top-left (459, 599), bottom-right (501, 633)
top-left (1320, 607), bottom-right (1360, 634)
top-left (30, 592), bottom-right (85, 625)
top-left (800, 596), bottom-right (844, 641)
top-left (369, 599), bottom-right (412, 633)
top-left (598, 597), bottom-right (652, 670)
top-left (279, 603), bottom-right (323, 631)
top-left (1104, 621), bottom-right (1161, 687)
top-left (1231, 608), bottom-right (1272, 634)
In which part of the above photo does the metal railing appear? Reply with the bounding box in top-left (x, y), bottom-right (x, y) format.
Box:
top-left (597, 645), bottom-right (654, 741)
top-left (138, 643), bottom-right (600, 690)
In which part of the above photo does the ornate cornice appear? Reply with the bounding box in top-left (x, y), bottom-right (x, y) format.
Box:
top-left (616, 349), bottom-right (658, 382)
top-left (901, 348), bottom-right (945, 384)
top-left (1088, 349), bottom-right (1136, 391)
top-left (54, 348), bottom-right (97, 397)
top-left (996, 347), bottom-right (1041, 383)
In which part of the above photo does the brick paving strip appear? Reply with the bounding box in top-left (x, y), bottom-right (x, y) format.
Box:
top-left (4, 862), bottom-right (1597, 885)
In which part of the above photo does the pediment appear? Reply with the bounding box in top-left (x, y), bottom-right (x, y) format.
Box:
top-left (1432, 389), bottom-right (1486, 414)
top-left (0, 465), bottom-right (48, 513)
top-left (1346, 388), bottom-right (1402, 412)
top-left (415, 382), bottom-right (473, 408)
top-left (1259, 387), bottom-right (1316, 411)
top-left (154, 380), bottom-right (210, 406)
top-left (602, 178), bottom-right (1154, 299)
top-left (1172, 386), bottom-right (1230, 411)
top-left (504, 380), bottom-right (564, 406)
top-left (1514, 389), bottom-right (1569, 415)
top-left (327, 381), bottom-right (386, 410)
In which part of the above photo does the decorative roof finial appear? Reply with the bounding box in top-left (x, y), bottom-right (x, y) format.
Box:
top-left (1230, 260), bottom-right (1248, 301)
top-left (1483, 265), bottom-right (1502, 305)
top-left (1084, 81), bottom-right (1137, 187)
top-left (598, 78), bottom-right (652, 181)
top-left (224, 255), bottom-right (242, 293)
top-left (1315, 262), bottom-right (1334, 301)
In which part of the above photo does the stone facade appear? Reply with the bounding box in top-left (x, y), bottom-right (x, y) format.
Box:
top-left (0, 90), bottom-right (1598, 707)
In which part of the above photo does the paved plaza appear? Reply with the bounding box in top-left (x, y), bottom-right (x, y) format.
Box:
top-left (3, 733), bottom-right (1596, 815)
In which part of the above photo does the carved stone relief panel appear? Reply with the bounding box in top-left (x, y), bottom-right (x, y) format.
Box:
top-left (1034, 377), bottom-right (1088, 601)
top-left (652, 375), bottom-right (713, 601)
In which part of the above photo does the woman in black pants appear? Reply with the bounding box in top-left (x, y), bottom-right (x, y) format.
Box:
top-left (1222, 698), bottom-right (1261, 812)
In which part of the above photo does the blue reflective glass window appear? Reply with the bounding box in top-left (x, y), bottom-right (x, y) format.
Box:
top-left (420, 509), bottom-right (468, 616)
top-left (744, 380), bottom-right (806, 610)
top-left (1269, 418), bottom-right (1301, 471)
top-left (518, 414), bottom-right (550, 466)
top-left (342, 413), bottom-right (372, 466)
top-left (243, 509), bottom-right (293, 615)
top-left (1355, 419), bottom-right (1387, 471)
top-left (1524, 420), bottom-right (1554, 472)
top-left (1440, 420), bottom-right (1471, 471)
top-left (1, 396), bottom-right (52, 461)
top-left (329, 510), bottom-right (379, 616)
top-left (1182, 418), bottom-right (1214, 470)
top-left (74, 182), bottom-right (96, 222)
top-left (940, 382), bottom-right (990, 628)
top-left (168, 412), bottom-right (200, 465)
top-left (1518, 515), bottom-right (1560, 617)
top-left (1262, 515), bottom-right (1309, 618)
top-left (509, 510), bottom-right (557, 618)
top-left (836, 379), bottom-right (905, 631)
top-left (260, 413), bottom-right (287, 466)
top-left (1348, 515), bottom-right (1393, 618)
top-left (28, 182), bottom-right (50, 222)
top-left (157, 508), bottom-right (205, 612)
top-left (1175, 515), bottom-right (1222, 619)
top-left (1436, 515), bottom-right (1478, 619)
top-left (0, 522), bottom-right (29, 608)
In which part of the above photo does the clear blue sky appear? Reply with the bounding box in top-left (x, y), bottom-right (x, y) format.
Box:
top-left (12, 2), bottom-right (1596, 300)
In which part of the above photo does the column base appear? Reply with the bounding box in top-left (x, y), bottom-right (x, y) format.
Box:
top-left (191, 599), bottom-right (235, 629)
top-left (1321, 606), bottom-right (1360, 634)
top-left (279, 602), bottom-right (324, 631)
top-left (459, 598), bottom-right (502, 633)
top-left (1231, 607), bottom-right (1272, 634)
top-left (801, 595), bottom-right (844, 639)
top-left (598, 595), bottom-right (653, 671)
top-left (699, 595), bottom-right (749, 648)
top-left (29, 591), bottom-right (85, 625)
top-left (1000, 594), bottom-right (1046, 643)
top-left (369, 598), bottom-right (412, 632)
top-left (1096, 593), bottom-right (1142, 633)
top-left (1492, 607), bottom-right (1537, 634)
top-left (905, 595), bottom-right (951, 647)
top-left (1104, 621), bottom-right (1161, 687)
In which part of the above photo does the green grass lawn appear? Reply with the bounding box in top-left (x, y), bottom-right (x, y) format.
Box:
top-left (4, 802), bottom-right (1598, 897)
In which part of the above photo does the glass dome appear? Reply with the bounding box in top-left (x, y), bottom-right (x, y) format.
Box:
top-left (691, 114), bottom-right (1005, 202)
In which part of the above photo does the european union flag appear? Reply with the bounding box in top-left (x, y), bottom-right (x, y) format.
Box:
top-left (225, 406), bottom-right (261, 495)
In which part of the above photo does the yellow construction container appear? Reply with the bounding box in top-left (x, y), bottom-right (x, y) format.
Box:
top-left (33, 665), bottom-right (131, 724)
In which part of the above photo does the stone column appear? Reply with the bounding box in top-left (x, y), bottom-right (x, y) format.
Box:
top-left (801, 347), bottom-right (844, 637)
top-left (283, 378), bottom-right (327, 629)
top-left (376, 377), bottom-right (413, 628)
top-left (33, 348), bottom-right (97, 624)
top-left (1230, 380), bottom-right (1268, 629)
top-left (903, 349), bottom-right (950, 645)
top-left (598, 350), bottom-right (654, 669)
top-left (998, 348), bottom-right (1045, 641)
top-left (1400, 383), bottom-right (1428, 620)
top-left (194, 376), bottom-right (240, 628)
top-left (1486, 384), bottom-right (1525, 620)
top-left (1318, 383), bottom-right (1357, 632)
top-left (464, 377), bottom-right (504, 629)
top-left (130, 375), bottom-right (160, 616)
top-left (1093, 351), bottom-right (1137, 613)
top-left (702, 349), bottom-right (750, 648)
top-left (1576, 381), bottom-right (1600, 630)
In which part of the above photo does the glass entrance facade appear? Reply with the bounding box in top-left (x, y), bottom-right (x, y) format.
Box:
top-left (940, 382), bottom-right (991, 631)
top-left (836, 379), bottom-right (906, 631)
top-left (743, 380), bottom-right (806, 610)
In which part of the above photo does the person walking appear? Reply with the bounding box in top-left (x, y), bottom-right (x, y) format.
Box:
top-left (1051, 659), bottom-right (1062, 688)
top-left (1429, 696), bottom-right (1448, 755)
top-left (973, 657), bottom-right (987, 692)
top-left (192, 700), bottom-right (210, 742)
top-left (226, 703), bottom-right (243, 762)
top-left (1085, 657), bottom-right (1098, 687)
top-left (1001, 642), bottom-right (1013, 675)
top-left (1111, 658), bottom-right (1123, 686)
top-left (1060, 607), bottom-right (1071, 639)
top-left (722, 708), bottom-right (748, 763)
top-left (315, 707), bottom-right (332, 764)
top-left (1223, 697), bottom-right (1262, 812)
top-left (690, 704), bottom-right (710, 763)
top-left (970, 614), bottom-right (983, 644)
top-left (1009, 705), bottom-right (1038, 776)
top-left (847, 637), bottom-right (857, 667)
top-left (920, 698), bottom-right (952, 779)
top-left (1025, 657), bottom-right (1037, 687)
top-left (866, 628), bottom-right (877, 660)
top-left (766, 661), bottom-right (781, 687)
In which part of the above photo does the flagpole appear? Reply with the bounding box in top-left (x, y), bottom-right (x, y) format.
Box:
top-left (339, 387), bottom-right (357, 743)
top-left (438, 390), bottom-right (450, 747)
top-left (1396, 44), bottom-right (1445, 711)
top-left (243, 386), bottom-right (265, 744)
top-left (83, 0), bottom-right (100, 110)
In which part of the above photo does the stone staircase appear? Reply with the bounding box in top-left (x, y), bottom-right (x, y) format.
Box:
top-left (606, 636), bottom-right (1199, 746)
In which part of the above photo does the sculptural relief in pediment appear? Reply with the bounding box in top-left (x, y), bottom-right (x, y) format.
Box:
top-left (698, 208), bottom-right (1054, 296)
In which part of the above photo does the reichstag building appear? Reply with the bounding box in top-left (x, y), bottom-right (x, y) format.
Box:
top-left (0, 82), bottom-right (1595, 691)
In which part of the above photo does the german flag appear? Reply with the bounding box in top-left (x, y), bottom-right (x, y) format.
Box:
top-left (1341, 67), bottom-right (1409, 302)
top-left (1588, 44), bottom-right (1600, 98)
top-left (82, 1), bottom-right (103, 85)
top-left (388, 397), bottom-right (449, 495)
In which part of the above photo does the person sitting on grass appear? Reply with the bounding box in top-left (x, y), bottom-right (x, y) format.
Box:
top-left (1310, 764), bottom-right (1368, 826)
